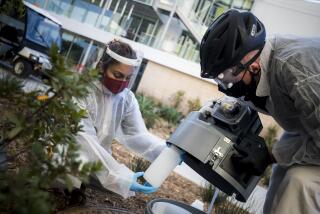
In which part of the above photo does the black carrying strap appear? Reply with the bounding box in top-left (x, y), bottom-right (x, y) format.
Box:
top-left (232, 133), bottom-right (271, 176)
top-left (234, 43), bottom-right (265, 76)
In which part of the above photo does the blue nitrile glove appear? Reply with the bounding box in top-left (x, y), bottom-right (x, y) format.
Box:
top-left (179, 151), bottom-right (187, 165)
top-left (129, 172), bottom-right (158, 194)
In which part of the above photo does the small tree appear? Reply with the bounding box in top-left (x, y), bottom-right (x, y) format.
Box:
top-left (0, 0), bottom-right (25, 19)
top-left (0, 45), bottom-right (101, 213)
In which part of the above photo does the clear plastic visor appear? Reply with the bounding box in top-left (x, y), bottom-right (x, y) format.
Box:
top-left (105, 46), bottom-right (143, 89)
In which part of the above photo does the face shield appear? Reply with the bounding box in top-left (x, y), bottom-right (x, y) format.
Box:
top-left (102, 46), bottom-right (143, 93)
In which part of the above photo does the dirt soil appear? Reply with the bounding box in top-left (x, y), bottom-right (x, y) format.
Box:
top-left (59, 120), bottom-right (205, 214)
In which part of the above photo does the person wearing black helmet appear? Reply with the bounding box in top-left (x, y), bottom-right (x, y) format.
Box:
top-left (200, 9), bottom-right (320, 214)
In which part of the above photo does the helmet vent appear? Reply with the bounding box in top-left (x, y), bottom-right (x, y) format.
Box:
top-left (244, 16), bottom-right (251, 33)
top-left (217, 44), bottom-right (226, 61)
top-left (235, 29), bottom-right (242, 50)
top-left (217, 24), bottom-right (229, 39)
top-left (256, 22), bottom-right (262, 33)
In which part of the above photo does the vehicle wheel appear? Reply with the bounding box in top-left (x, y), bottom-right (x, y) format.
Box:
top-left (13, 59), bottom-right (32, 78)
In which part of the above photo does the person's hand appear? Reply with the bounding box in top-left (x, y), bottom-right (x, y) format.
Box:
top-left (129, 172), bottom-right (158, 194)
top-left (231, 134), bottom-right (273, 176)
top-left (179, 151), bottom-right (187, 165)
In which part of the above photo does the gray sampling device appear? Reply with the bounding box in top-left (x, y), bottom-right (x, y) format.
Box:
top-left (167, 96), bottom-right (267, 202)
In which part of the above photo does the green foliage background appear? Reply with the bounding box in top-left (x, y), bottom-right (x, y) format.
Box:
top-left (0, 45), bottom-right (101, 213)
top-left (0, 0), bottom-right (26, 19)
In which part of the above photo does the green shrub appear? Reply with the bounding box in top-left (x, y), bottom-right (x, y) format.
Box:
top-left (199, 182), bottom-right (214, 203)
top-left (0, 0), bottom-right (25, 18)
top-left (199, 183), bottom-right (250, 214)
top-left (199, 183), bottom-right (227, 205)
top-left (214, 200), bottom-right (250, 214)
top-left (0, 45), bottom-right (101, 213)
top-left (129, 156), bottom-right (151, 183)
top-left (129, 156), bottom-right (151, 173)
top-left (264, 125), bottom-right (278, 150)
top-left (187, 98), bottom-right (201, 113)
top-left (159, 106), bottom-right (183, 125)
top-left (136, 93), bottom-right (159, 129)
top-left (171, 90), bottom-right (185, 109)
top-left (260, 125), bottom-right (278, 186)
top-left (260, 165), bottom-right (272, 186)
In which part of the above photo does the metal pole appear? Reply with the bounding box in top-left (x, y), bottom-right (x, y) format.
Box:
top-left (105, 0), bottom-right (120, 31)
top-left (148, 19), bottom-right (159, 46)
top-left (207, 188), bottom-right (219, 214)
top-left (78, 40), bottom-right (94, 73)
top-left (133, 16), bottom-right (144, 41)
top-left (44, 0), bottom-right (49, 9)
top-left (127, 4), bottom-right (134, 20)
top-left (99, 0), bottom-right (105, 8)
top-left (95, 0), bottom-right (114, 28)
top-left (156, 0), bottom-right (178, 49)
top-left (120, 1), bottom-right (127, 18)
top-left (65, 35), bottom-right (76, 63)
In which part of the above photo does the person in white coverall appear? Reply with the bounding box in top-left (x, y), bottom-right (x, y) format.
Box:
top-left (75, 40), bottom-right (166, 198)
top-left (199, 9), bottom-right (320, 214)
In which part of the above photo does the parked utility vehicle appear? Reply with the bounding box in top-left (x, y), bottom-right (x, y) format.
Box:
top-left (0, 1), bottom-right (62, 77)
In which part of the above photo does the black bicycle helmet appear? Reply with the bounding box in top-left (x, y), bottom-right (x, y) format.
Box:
top-left (200, 9), bottom-right (266, 79)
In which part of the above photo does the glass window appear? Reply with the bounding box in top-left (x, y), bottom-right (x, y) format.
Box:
top-left (60, 32), bottom-right (89, 69)
top-left (133, 0), bottom-right (154, 6)
top-left (83, 3), bottom-right (102, 26)
top-left (27, 0), bottom-right (46, 8)
top-left (82, 0), bottom-right (103, 7)
top-left (69, 1), bottom-right (87, 23)
top-left (25, 8), bottom-right (62, 49)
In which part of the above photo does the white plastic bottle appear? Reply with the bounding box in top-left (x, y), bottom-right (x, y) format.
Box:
top-left (144, 145), bottom-right (183, 188)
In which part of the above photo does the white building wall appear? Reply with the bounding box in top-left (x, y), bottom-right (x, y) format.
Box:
top-left (252, 0), bottom-right (320, 37)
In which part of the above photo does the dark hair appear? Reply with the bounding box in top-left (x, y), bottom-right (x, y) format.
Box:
top-left (99, 40), bottom-right (137, 72)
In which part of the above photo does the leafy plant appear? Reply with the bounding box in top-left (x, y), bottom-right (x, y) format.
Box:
top-left (170, 90), bottom-right (185, 109)
top-left (159, 105), bottom-right (183, 125)
top-left (260, 165), bottom-right (272, 187)
top-left (136, 93), bottom-right (159, 129)
top-left (260, 125), bottom-right (278, 186)
top-left (214, 200), bottom-right (250, 214)
top-left (264, 125), bottom-right (278, 150)
top-left (187, 97), bottom-right (201, 113)
top-left (0, 0), bottom-right (25, 19)
top-left (0, 45), bottom-right (101, 213)
top-left (128, 156), bottom-right (151, 183)
top-left (129, 156), bottom-right (151, 173)
top-left (199, 183), bottom-right (227, 205)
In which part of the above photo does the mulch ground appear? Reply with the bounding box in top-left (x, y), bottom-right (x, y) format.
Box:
top-left (58, 142), bottom-right (204, 214)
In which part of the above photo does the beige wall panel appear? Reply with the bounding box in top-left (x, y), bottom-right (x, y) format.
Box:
top-left (137, 61), bottom-right (282, 138)
top-left (137, 61), bottom-right (224, 107)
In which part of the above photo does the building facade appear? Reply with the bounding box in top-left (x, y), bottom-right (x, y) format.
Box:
top-left (24, 0), bottom-right (255, 104)
top-left (25, 0), bottom-right (320, 134)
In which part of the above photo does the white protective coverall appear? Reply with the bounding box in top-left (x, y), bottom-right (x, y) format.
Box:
top-left (75, 82), bottom-right (166, 198)
top-left (254, 35), bottom-right (320, 214)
